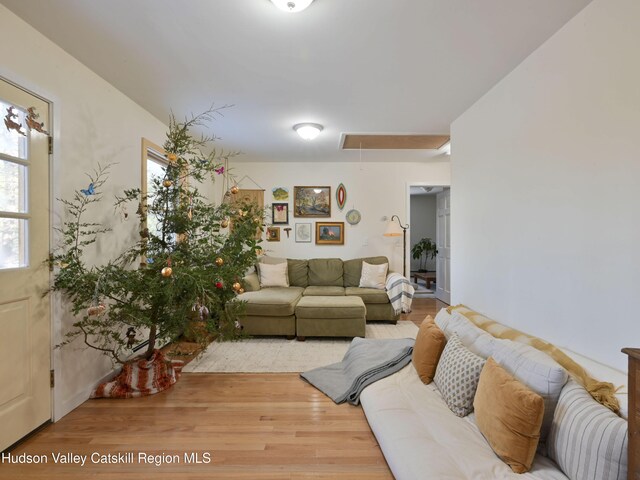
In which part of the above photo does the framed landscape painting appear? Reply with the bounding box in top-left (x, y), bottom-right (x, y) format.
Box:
top-left (294, 186), bottom-right (331, 217)
top-left (315, 222), bottom-right (344, 245)
top-left (271, 203), bottom-right (289, 224)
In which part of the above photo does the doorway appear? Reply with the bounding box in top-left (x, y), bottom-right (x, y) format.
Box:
top-left (0, 77), bottom-right (52, 451)
top-left (408, 185), bottom-right (451, 304)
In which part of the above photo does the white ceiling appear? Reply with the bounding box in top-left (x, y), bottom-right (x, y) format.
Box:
top-left (1, 0), bottom-right (591, 162)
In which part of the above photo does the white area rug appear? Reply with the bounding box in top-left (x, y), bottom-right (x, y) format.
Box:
top-left (184, 321), bottom-right (419, 373)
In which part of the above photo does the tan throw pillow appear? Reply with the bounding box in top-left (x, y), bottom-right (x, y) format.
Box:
top-left (258, 262), bottom-right (289, 287)
top-left (359, 261), bottom-right (388, 289)
top-left (412, 316), bottom-right (447, 384)
top-left (474, 357), bottom-right (544, 474)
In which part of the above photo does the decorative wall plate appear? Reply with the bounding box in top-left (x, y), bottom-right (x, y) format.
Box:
top-left (336, 183), bottom-right (347, 210)
top-left (346, 209), bottom-right (361, 225)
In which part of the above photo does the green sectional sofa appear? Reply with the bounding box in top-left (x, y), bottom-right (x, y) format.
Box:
top-left (237, 256), bottom-right (401, 337)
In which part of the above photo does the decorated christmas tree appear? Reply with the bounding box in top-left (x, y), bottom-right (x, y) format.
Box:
top-left (51, 108), bottom-right (263, 365)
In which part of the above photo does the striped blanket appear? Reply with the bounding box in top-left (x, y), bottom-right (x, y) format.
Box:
top-left (91, 350), bottom-right (183, 399)
top-left (386, 273), bottom-right (414, 314)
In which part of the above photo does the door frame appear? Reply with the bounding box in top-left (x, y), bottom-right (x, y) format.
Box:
top-left (405, 182), bottom-right (451, 293)
top-left (0, 74), bottom-right (56, 424)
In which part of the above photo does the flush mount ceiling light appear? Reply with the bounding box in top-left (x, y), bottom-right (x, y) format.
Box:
top-left (270, 0), bottom-right (314, 13)
top-left (293, 123), bottom-right (323, 140)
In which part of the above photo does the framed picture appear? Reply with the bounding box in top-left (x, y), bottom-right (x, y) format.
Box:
top-left (266, 226), bottom-right (280, 242)
top-left (271, 203), bottom-right (289, 224)
top-left (315, 222), bottom-right (344, 245)
top-left (294, 186), bottom-right (331, 217)
top-left (295, 223), bottom-right (312, 243)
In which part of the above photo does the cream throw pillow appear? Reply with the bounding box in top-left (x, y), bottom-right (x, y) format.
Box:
top-left (359, 261), bottom-right (388, 289)
top-left (258, 262), bottom-right (289, 287)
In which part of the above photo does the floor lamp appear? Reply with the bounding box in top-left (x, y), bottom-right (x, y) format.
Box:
top-left (384, 215), bottom-right (409, 277)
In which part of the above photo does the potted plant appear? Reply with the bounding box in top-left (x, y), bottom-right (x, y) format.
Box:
top-left (411, 237), bottom-right (438, 272)
top-left (50, 108), bottom-right (263, 398)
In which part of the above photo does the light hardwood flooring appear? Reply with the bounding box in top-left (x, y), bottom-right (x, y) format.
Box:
top-left (0, 298), bottom-right (447, 480)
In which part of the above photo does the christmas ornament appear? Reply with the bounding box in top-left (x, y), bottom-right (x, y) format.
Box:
top-left (161, 266), bottom-right (173, 277)
top-left (237, 209), bottom-right (246, 217)
top-left (232, 282), bottom-right (242, 292)
top-left (238, 288), bottom-right (245, 294)
top-left (80, 183), bottom-right (95, 196)
top-left (230, 185), bottom-right (239, 194)
top-left (87, 303), bottom-right (106, 316)
top-left (163, 179), bottom-right (173, 188)
top-left (221, 219), bottom-right (229, 228)
top-left (126, 327), bottom-right (137, 348)
top-left (26, 107), bottom-right (49, 135)
top-left (215, 281), bottom-right (224, 289)
top-left (215, 257), bottom-right (224, 267)
top-left (167, 153), bottom-right (177, 163)
top-left (3, 106), bottom-right (26, 136)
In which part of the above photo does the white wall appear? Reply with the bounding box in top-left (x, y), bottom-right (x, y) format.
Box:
top-left (223, 161), bottom-right (450, 273)
top-left (0, 5), bottom-right (168, 419)
top-left (451, 0), bottom-right (640, 372)
top-left (409, 195), bottom-right (437, 271)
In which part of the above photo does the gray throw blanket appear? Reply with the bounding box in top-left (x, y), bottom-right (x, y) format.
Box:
top-left (300, 337), bottom-right (415, 405)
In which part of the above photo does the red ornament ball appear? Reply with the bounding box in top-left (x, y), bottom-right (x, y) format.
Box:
top-left (215, 281), bottom-right (224, 289)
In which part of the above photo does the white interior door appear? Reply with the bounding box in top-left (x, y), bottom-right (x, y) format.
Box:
top-left (436, 189), bottom-right (451, 304)
top-left (0, 78), bottom-right (51, 450)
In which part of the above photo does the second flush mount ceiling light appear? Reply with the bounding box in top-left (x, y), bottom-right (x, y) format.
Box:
top-left (270, 0), bottom-right (314, 13)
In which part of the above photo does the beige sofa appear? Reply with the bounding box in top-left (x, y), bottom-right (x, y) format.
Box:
top-left (360, 307), bottom-right (629, 480)
top-left (238, 256), bottom-right (401, 337)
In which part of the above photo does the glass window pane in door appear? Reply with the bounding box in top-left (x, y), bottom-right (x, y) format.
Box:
top-left (0, 100), bottom-right (28, 159)
top-left (0, 218), bottom-right (27, 269)
top-left (0, 160), bottom-right (27, 213)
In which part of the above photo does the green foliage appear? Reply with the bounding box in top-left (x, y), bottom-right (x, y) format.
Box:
top-left (411, 237), bottom-right (438, 272)
top-left (50, 108), bottom-right (263, 364)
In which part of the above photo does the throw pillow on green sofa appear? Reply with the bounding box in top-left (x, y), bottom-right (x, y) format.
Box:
top-left (308, 258), bottom-right (344, 286)
top-left (343, 256), bottom-right (389, 287)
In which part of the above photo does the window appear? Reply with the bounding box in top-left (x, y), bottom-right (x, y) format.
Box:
top-left (141, 138), bottom-right (169, 242)
top-left (0, 100), bottom-right (29, 269)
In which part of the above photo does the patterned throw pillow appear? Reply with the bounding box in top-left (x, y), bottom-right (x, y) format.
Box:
top-left (433, 333), bottom-right (486, 417)
top-left (547, 380), bottom-right (628, 480)
top-left (359, 261), bottom-right (388, 290)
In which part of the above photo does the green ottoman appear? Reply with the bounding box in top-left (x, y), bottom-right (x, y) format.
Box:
top-left (295, 296), bottom-right (366, 340)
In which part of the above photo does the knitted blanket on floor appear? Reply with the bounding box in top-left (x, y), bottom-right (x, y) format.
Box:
top-left (92, 350), bottom-right (184, 399)
top-left (300, 337), bottom-right (415, 405)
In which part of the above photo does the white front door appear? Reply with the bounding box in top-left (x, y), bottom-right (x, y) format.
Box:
top-left (436, 189), bottom-right (451, 304)
top-left (0, 78), bottom-right (51, 450)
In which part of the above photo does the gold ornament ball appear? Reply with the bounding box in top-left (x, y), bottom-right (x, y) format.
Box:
top-left (238, 288), bottom-right (245, 294)
top-left (230, 185), bottom-right (239, 194)
top-left (221, 219), bottom-right (229, 228)
top-left (163, 179), bottom-right (173, 188)
top-left (161, 266), bottom-right (173, 277)
top-left (232, 282), bottom-right (242, 292)
top-left (167, 153), bottom-right (177, 163)
top-left (215, 257), bottom-right (224, 267)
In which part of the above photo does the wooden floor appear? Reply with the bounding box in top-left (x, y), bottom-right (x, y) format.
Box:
top-left (1, 298), bottom-right (447, 480)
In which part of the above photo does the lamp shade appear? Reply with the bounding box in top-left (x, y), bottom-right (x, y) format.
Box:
top-left (384, 220), bottom-right (404, 236)
top-left (270, 0), bottom-right (314, 13)
top-left (293, 123), bottom-right (323, 140)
